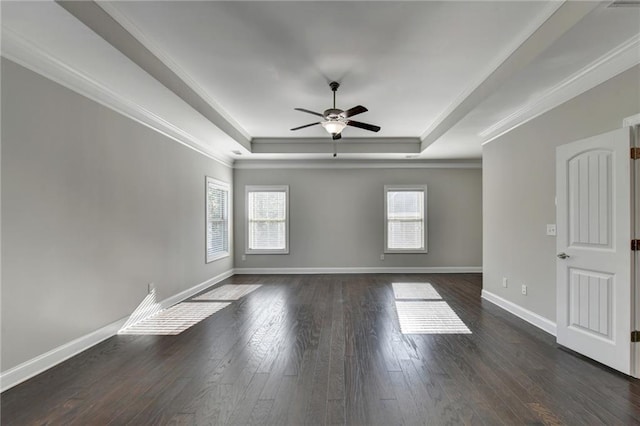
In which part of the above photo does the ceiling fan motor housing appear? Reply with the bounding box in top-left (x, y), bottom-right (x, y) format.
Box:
top-left (324, 108), bottom-right (344, 119)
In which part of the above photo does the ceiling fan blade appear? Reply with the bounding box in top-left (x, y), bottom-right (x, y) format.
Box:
top-left (346, 120), bottom-right (381, 132)
top-left (342, 105), bottom-right (368, 118)
top-left (290, 122), bottom-right (321, 131)
top-left (294, 108), bottom-right (325, 118)
top-left (332, 133), bottom-right (342, 140)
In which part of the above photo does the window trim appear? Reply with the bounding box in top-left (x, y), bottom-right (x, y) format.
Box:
top-left (245, 185), bottom-right (290, 255)
top-left (205, 176), bottom-right (231, 263)
top-left (384, 185), bottom-right (428, 254)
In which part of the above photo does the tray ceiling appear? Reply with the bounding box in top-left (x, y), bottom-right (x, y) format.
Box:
top-left (2, 1), bottom-right (639, 163)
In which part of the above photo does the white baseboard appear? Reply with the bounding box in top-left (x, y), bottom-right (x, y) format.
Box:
top-left (160, 269), bottom-right (234, 309)
top-left (481, 289), bottom-right (557, 336)
top-left (233, 266), bottom-right (482, 274)
top-left (0, 269), bottom-right (234, 393)
top-left (0, 316), bottom-right (129, 394)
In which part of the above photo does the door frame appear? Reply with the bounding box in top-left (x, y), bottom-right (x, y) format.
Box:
top-left (632, 124), bottom-right (639, 378)
top-left (624, 115), bottom-right (640, 378)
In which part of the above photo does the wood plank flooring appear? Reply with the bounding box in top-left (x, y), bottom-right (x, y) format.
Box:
top-left (3, 273), bottom-right (640, 425)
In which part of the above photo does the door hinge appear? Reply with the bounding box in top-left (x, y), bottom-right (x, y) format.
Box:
top-left (632, 147), bottom-right (640, 160)
top-left (632, 331), bottom-right (640, 343)
top-left (633, 239), bottom-right (640, 251)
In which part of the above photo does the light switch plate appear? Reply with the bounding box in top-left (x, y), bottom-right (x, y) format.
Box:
top-left (546, 224), bottom-right (557, 236)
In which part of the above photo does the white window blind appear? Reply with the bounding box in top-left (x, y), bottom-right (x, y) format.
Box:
top-left (385, 186), bottom-right (427, 253)
top-left (246, 186), bottom-right (289, 254)
top-left (206, 177), bottom-right (230, 262)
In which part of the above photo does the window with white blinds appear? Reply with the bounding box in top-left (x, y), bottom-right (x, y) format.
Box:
top-left (384, 185), bottom-right (427, 253)
top-left (206, 177), bottom-right (230, 263)
top-left (245, 185), bottom-right (289, 254)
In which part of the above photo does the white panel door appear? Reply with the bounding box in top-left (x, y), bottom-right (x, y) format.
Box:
top-left (556, 127), bottom-right (633, 375)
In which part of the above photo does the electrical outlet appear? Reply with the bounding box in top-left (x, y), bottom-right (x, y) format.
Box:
top-left (380, 254), bottom-right (385, 261)
top-left (502, 277), bottom-right (508, 288)
top-left (148, 282), bottom-right (155, 294)
top-left (521, 284), bottom-right (527, 295)
top-left (242, 255), bottom-right (246, 261)
top-left (546, 224), bottom-right (557, 236)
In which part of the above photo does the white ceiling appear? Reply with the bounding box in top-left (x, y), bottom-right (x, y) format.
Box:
top-left (2, 1), bottom-right (639, 163)
top-left (102, 0), bottom-right (552, 138)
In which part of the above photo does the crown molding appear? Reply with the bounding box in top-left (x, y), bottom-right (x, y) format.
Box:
top-left (233, 159), bottom-right (482, 170)
top-left (481, 35), bottom-right (640, 145)
top-left (419, 1), bottom-right (566, 145)
top-left (95, 1), bottom-right (251, 142)
top-left (1, 28), bottom-right (233, 168)
top-left (251, 137), bottom-right (421, 145)
top-left (251, 137), bottom-right (421, 155)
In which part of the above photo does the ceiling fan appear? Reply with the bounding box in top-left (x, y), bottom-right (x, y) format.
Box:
top-left (291, 81), bottom-right (381, 140)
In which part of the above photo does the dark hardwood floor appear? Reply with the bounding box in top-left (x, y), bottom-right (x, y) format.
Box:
top-left (3, 273), bottom-right (640, 425)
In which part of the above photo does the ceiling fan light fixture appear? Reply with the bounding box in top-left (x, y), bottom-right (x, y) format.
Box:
top-left (321, 120), bottom-right (347, 135)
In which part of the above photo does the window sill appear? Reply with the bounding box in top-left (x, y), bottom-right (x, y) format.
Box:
top-left (206, 252), bottom-right (230, 263)
top-left (384, 249), bottom-right (428, 254)
top-left (245, 249), bottom-right (290, 255)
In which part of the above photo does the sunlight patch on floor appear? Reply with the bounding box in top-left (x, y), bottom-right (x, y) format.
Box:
top-left (118, 288), bottom-right (163, 332)
top-left (118, 302), bottom-right (230, 335)
top-left (193, 284), bottom-right (262, 301)
top-left (392, 282), bottom-right (442, 300)
top-left (391, 282), bottom-right (471, 335)
top-left (395, 301), bottom-right (472, 334)
top-left (118, 283), bottom-right (261, 336)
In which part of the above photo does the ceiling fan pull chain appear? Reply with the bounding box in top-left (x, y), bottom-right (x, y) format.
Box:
top-left (333, 141), bottom-right (337, 158)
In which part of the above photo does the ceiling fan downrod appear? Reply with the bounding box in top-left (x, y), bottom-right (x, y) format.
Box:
top-left (330, 81), bottom-right (339, 109)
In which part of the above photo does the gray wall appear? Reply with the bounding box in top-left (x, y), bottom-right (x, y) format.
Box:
top-left (1, 59), bottom-right (233, 371)
top-left (234, 167), bottom-right (482, 269)
top-left (483, 65), bottom-right (640, 322)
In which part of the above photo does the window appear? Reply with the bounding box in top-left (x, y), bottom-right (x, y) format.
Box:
top-left (245, 185), bottom-right (289, 254)
top-left (206, 177), bottom-right (230, 263)
top-left (384, 185), bottom-right (427, 253)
